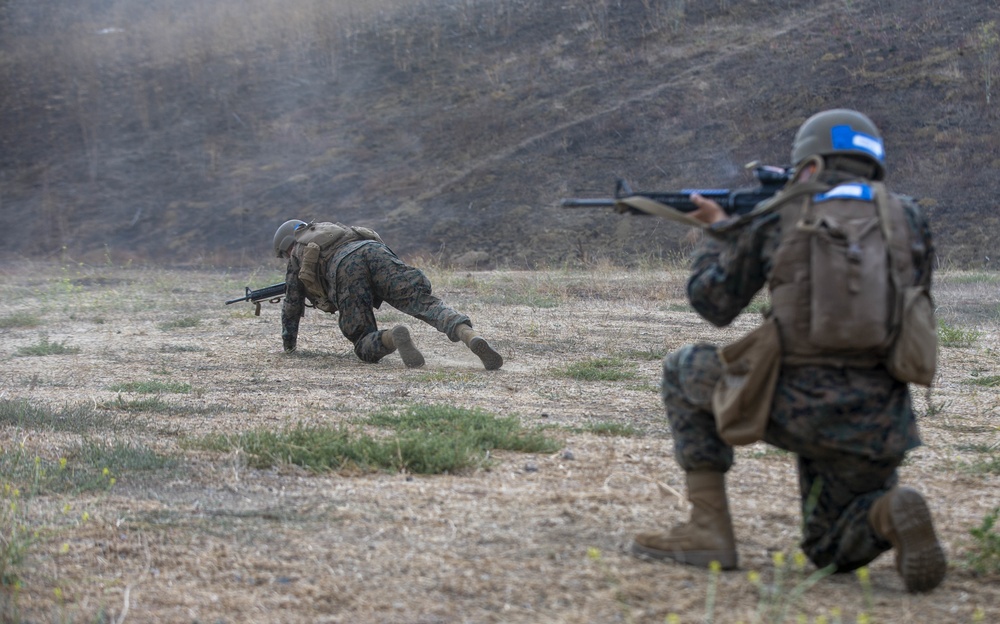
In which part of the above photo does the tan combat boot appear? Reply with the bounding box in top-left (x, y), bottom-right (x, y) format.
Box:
top-left (456, 323), bottom-right (503, 370)
top-left (869, 486), bottom-right (946, 593)
top-left (631, 471), bottom-right (738, 569)
top-left (381, 325), bottom-right (425, 369)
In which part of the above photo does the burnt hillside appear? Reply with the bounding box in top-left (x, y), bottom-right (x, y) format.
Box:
top-left (1, 0), bottom-right (998, 268)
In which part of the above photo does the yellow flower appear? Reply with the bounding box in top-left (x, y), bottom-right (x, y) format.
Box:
top-left (772, 551), bottom-right (786, 567)
top-left (793, 551), bottom-right (807, 569)
top-left (53, 587), bottom-right (63, 600)
top-left (972, 608), bottom-right (985, 622)
top-left (60, 543), bottom-right (70, 554)
top-left (666, 615), bottom-right (681, 624)
top-left (709, 560), bottom-right (722, 573)
top-left (81, 511), bottom-right (90, 522)
top-left (857, 614), bottom-right (871, 624)
top-left (586, 547), bottom-right (601, 561)
top-left (109, 477), bottom-right (117, 487)
top-left (59, 458), bottom-right (67, 470)
top-left (63, 503), bottom-right (71, 514)
top-left (747, 570), bottom-right (761, 585)
top-left (856, 567), bottom-right (870, 583)
top-left (102, 467), bottom-right (110, 477)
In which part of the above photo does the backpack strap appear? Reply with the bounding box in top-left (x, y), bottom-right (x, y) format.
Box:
top-left (871, 182), bottom-right (914, 343)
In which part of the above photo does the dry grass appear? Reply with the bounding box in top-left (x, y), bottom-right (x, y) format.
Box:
top-left (0, 261), bottom-right (998, 623)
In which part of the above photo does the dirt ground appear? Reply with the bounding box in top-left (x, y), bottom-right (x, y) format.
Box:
top-left (0, 261), bottom-right (997, 623)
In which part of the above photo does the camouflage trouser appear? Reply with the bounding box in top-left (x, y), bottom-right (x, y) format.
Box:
top-left (662, 342), bottom-right (902, 572)
top-left (334, 243), bottom-right (470, 363)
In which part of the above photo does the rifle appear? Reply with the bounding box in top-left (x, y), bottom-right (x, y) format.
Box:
top-left (560, 163), bottom-right (792, 218)
top-left (225, 282), bottom-right (286, 316)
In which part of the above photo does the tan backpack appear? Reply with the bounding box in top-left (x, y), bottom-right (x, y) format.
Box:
top-left (803, 182), bottom-right (937, 386)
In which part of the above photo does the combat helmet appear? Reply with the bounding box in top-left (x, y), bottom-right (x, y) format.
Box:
top-left (273, 219), bottom-right (307, 258)
top-left (791, 109), bottom-right (886, 180)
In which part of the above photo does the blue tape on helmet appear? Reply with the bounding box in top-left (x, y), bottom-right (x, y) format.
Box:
top-left (831, 125), bottom-right (884, 162)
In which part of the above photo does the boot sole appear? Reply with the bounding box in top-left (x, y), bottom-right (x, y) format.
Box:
top-left (630, 540), bottom-right (738, 570)
top-left (470, 337), bottom-right (503, 370)
top-left (891, 488), bottom-right (947, 593)
top-left (392, 326), bottom-right (425, 369)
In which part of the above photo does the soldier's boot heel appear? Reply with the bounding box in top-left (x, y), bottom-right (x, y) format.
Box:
top-left (391, 325), bottom-right (425, 369)
top-left (870, 487), bottom-right (947, 593)
top-left (456, 324), bottom-right (503, 370)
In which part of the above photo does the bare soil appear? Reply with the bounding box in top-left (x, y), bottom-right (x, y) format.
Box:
top-left (1, 261), bottom-right (998, 623)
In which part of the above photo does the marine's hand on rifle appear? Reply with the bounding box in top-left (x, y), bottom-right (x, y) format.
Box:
top-left (688, 193), bottom-right (728, 225)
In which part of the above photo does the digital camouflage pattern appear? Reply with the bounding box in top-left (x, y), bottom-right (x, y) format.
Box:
top-left (282, 240), bottom-right (470, 362)
top-left (662, 179), bottom-right (933, 572)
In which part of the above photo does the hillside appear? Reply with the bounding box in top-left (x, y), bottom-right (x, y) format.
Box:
top-left (1, 0), bottom-right (998, 268)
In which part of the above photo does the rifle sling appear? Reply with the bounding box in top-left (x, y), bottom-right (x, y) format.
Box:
top-left (616, 182), bottom-right (827, 230)
top-left (615, 197), bottom-right (708, 228)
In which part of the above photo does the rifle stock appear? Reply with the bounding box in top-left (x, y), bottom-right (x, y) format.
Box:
top-left (561, 164), bottom-right (791, 218)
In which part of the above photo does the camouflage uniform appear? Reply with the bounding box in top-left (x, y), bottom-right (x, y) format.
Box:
top-left (663, 183), bottom-right (934, 571)
top-left (282, 239), bottom-right (470, 362)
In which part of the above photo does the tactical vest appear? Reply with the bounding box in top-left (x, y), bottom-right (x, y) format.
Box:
top-left (768, 182), bottom-right (915, 368)
top-left (292, 222), bottom-right (384, 312)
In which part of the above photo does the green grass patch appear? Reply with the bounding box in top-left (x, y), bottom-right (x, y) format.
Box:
top-left (965, 507), bottom-right (1000, 576)
top-left (576, 421), bottom-right (639, 437)
top-left (955, 443), bottom-right (999, 454)
top-left (0, 311), bottom-right (41, 329)
top-left (193, 404), bottom-right (561, 475)
top-left (664, 303), bottom-right (691, 313)
top-left (107, 380), bottom-right (192, 394)
top-left (948, 272), bottom-right (1000, 284)
top-left (0, 441), bottom-right (130, 497)
top-left (961, 455), bottom-right (1000, 476)
top-left (0, 399), bottom-right (132, 434)
top-left (15, 336), bottom-right (80, 357)
top-left (744, 295), bottom-right (771, 315)
top-left (964, 374), bottom-right (1000, 387)
top-left (938, 320), bottom-right (982, 347)
top-left (77, 439), bottom-right (177, 474)
top-left (98, 395), bottom-right (173, 414)
top-left (561, 357), bottom-right (636, 381)
top-left (621, 348), bottom-right (667, 361)
top-left (158, 316), bottom-right (201, 330)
